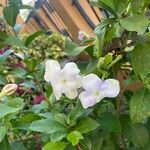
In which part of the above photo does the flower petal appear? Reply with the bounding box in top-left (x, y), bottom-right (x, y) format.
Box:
top-left (66, 75), bottom-right (82, 88)
top-left (82, 74), bottom-right (102, 92)
top-left (79, 91), bottom-right (97, 109)
top-left (100, 79), bottom-right (120, 98)
top-left (52, 84), bottom-right (63, 100)
top-left (63, 62), bottom-right (80, 76)
top-left (44, 59), bottom-right (61, 82)
top-left (64, 82), bottom-right (78, 99)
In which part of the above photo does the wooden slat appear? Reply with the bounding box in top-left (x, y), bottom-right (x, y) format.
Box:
top-left (36, 8), bottom-right (58, 32)
top-left (50, 0), bottom-right (94, 42)
top-left (29, 18), bottom-right (40, 31)
top-left (79, 0), bottom-right (100, 26)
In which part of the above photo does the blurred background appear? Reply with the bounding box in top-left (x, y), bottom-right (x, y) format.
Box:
top-left (0, 0), bottom-right (107, 42)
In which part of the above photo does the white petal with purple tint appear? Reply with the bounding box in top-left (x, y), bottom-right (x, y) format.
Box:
top-left (82, 74), bottom-right (102, 92)
top-left (79, 74), bottom-right (120, 108)
top-left (79, 91), bottom-right (97, 109)
top-left (99, 79), bottom-right (120, 98)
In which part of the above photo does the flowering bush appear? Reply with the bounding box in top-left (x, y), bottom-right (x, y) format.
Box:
top-left (0, 0), bottom-right (150, 150)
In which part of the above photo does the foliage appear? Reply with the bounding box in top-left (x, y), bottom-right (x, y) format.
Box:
top-left (0, 0), bottom-right (150, 149)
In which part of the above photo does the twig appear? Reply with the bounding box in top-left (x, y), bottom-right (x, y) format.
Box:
top-left (77, 144), bottom-right (82, 150)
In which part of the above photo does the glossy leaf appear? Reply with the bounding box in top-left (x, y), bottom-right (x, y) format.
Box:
top-left (43, 142), bottom-right (68, 150)
top-left (0, 105), bottom-right (20, 119)
top-left (67, 131), bottom-right (83, 146)
top-left (132, 42), bottom-right (150, 76)
top-left (67, 45), bottom-right (89, 56)
top-left (0, 136), bottom-right (11, 150)
top-left (121, 117), bottom-right (149, 148)
top-left (74, 117), bottom-right (99, 133)
top-left (98, 115), bottom-right (121, 133)
top-left (50, 131), bottom-right (67, 142)
top-left (0, 126), bottom-right (7, 142)
top-left (11, 141), bottom-right (27, 150)
top-left (0, 50), bottom-right (13, 64)
top-left (29, 119), bottom-right (67, 134)
top-left (130, 88), bottom-right (150, 123)
top-left (3, 4), bottom-right (19, 27)
top-left (25, 31), bottom-right (44, 47)
top-left (5, 36), bottom-right (26, 49)
top-left (120, 15), bottom-right (149, 34)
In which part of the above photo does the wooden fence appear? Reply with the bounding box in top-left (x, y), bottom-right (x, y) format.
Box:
top-left (23, 0), bottom-right (105, 41)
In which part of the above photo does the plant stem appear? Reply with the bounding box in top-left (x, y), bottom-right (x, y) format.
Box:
top-left (107, 55), bottom-right (122, 70)
top-left (77, 144), bottom-right (82, 150)
top-left (34, 78), bottom-right (51, 107)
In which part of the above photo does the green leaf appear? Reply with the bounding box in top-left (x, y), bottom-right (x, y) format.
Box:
top-left (50, 131), bottom-right (67, 142)
top-left (0, 126), bottom-right (7, 142)
top-left (0, 32), bottom-right (8, 42)
top-left (132, 125), bottom-right (149, 147)
top-left (98, 115), bottom-right (121, 133)
top-left (25, 31), bottom-right (44, 47)
top-left (5, 36), bottom-right (26, 49)
top-left (24, 58), bottom-right (39, 71)
top-left (11, 141), bottom-right (27, 150)
top-left (3, 4), bottom-right (19, 27)
top-left (0, 50), bottom-right (13, 64)
top-left (130, 88), bottom-right (150, 123)
top-left (86, 60), bottom-right (97, 74)
top-left (68, 102), bottom-right (92, 126)
top-left (121, 117), bottom-right (149, 148)
top-left (94, 18), bottom-right (115, 35)
top-left (7, 98), bottom-right (24, 109)
top-left (120, 15), bottom-right (149, 34)
top-left (67, 131), bottom-right (83, 146)
top-left (18, 4), bottom-right (34, 10)
top-left (74, 117), bottom-right (99, 133)
top-left (97, 0), bottom-right (117, 16)
top-left (43, 142), bottom-right (68, 150)
top-left (13, 114), bottom-right (40, 130)
top-left (32, 101), bottom-right (49, 113)
top-left (29, 119), bottom-right (67, 134)
top-left (9, 0), bottom-right (23, 5)
top-left (11, 68), bottom-right (27, 79)
top-left (0, 105), bottom-right (20, 119)
top-left (0, 136), bottom-right (11, 150)
top-left (0, 75), bottom-right (7, 85)
top-left (67, 45), bottom-right (89, 56)
top-left (142, 142), bottom-right (150, 150)
top-left (132, 42), bottom-right (150, 76)
top-left (20, 80), bottom-right (37, 90)
top-left (39, 112), bottom-right (55, 120)
top-left (65, 38), bottom-right (77, 54)
top-left (54, 113), bottom-right (67, 126)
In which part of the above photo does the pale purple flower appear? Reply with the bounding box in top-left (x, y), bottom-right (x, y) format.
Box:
top-left (78, 31), bottom-right (85, 41)
top-left (44, 60), bottom-right (81, 100)
top-left (79, 74), bottom-right (120, 109)
top-left (78, 30), bottom-right (90, 41)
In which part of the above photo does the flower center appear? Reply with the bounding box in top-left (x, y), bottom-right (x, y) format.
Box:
top-left (61, 79), bottom-right (67, 84)
top-left (94, 91), bottom-right (100, 97)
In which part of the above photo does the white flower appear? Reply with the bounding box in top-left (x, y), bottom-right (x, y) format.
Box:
top-left (79, 74), bottom-right (120, 109)
top-left (44, 60), bottom-right (81, 100)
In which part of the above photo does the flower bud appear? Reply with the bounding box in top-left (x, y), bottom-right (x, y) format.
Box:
top-left (0, 84), bottom-right (18, 97)
top-left (78, 30), bottom-right (89, 41)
